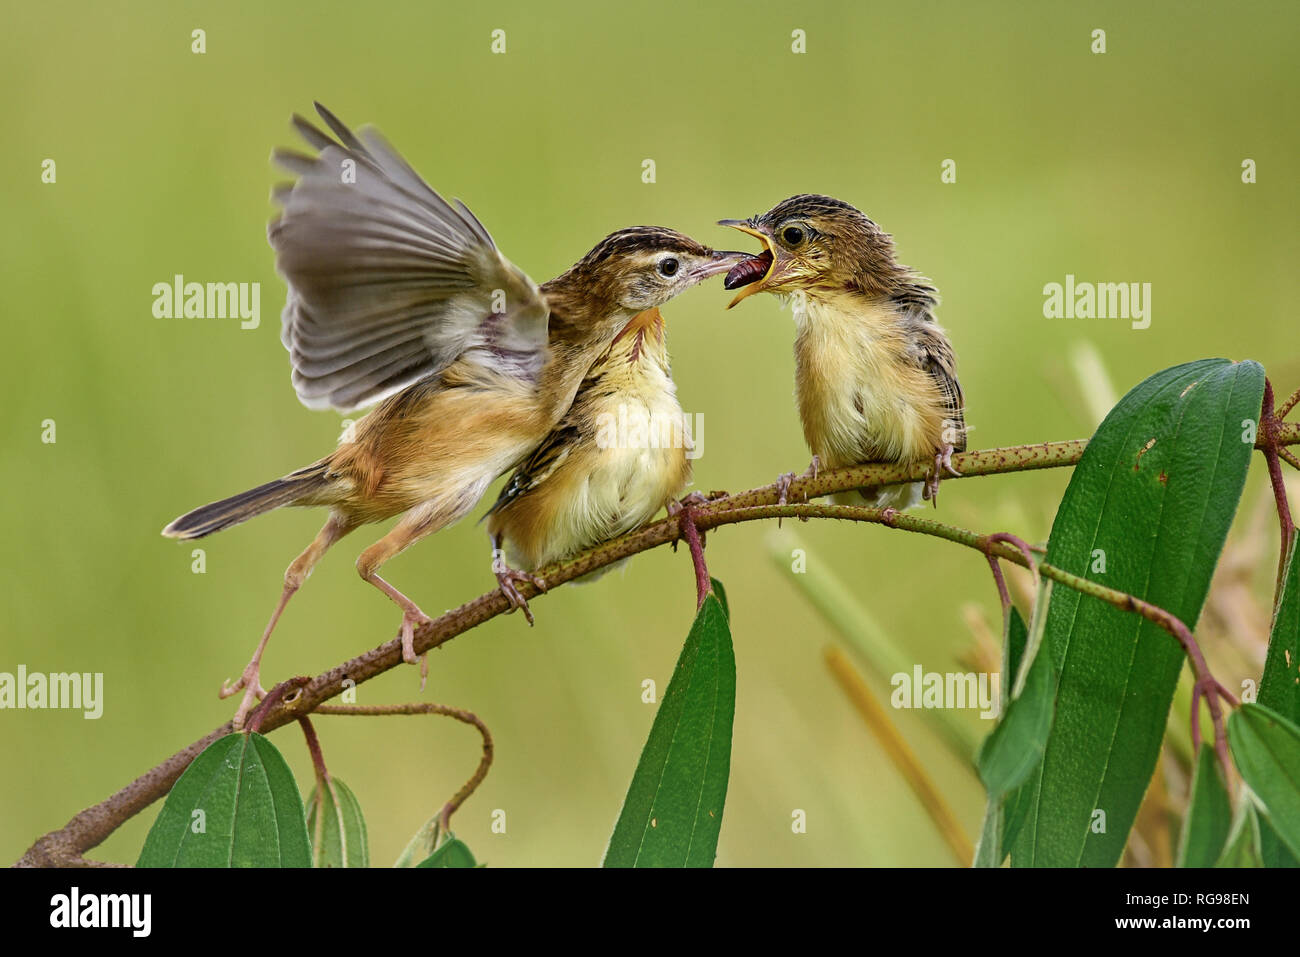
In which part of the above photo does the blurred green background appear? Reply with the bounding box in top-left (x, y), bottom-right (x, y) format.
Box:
top-left (4, 1), bottom-right (1297, 867)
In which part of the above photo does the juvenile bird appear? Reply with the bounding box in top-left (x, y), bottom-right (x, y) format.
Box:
top-left (720, 194), bottom-right (966, 508)
top-left (163, 103), bottom-right (746, 728)
top-left (483, 296), bottom-right (694, 615)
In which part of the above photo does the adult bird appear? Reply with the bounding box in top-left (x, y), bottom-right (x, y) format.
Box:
top-left (163, 103), bottom-right (747, 728)
top-left (720, 194), bottom-right (966, 509)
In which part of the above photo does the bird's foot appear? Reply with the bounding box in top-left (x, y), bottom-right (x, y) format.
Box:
top-left (667, 492), bottom-right (718, 552)
top-left (776, 456), bottom-right (821, 524)
top-left (774, 472), bottom-right (797, 507)
top-left (923, 445), bottom-right (961, 505)
top-left (492, 549), bottom-right (546, 626)
top-left (397, 606), bottom-right (434, 667)
top-left (220, 664), bottom-right (268, 732)
top-left (667, 490), bottom-right (713, 516)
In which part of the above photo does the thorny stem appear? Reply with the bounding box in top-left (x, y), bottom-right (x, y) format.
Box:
top-left (19, 428), bottom-right (1300, 866)
top-left (1276, 385), bottom-right (1300, 422)
top-left (314, 703), bottom-right (494, 842)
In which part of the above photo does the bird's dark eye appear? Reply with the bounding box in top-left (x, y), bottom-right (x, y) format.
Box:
top-left (782, 226), bottom-right (805, 246)
top-left (658, 257), bottom-right (679, 277)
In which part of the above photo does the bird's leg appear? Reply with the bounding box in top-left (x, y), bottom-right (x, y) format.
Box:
top-left (356, 508), bottom-right (450, 681)
top-left (923, 444), bottom-right (961, 505)
top-left (366, 573), bottom-right (432, 668)
top-left (490, 533), bottom-right (546, 626)
top-left (224, 513), bottom-right (354, 731)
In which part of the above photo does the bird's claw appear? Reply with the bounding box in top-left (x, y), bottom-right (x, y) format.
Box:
top-left (775, 457), bottom-right (820, 523)
top-left (775, 472), bottom-right (797, 507)
top-left (923, 445), bottom-right (960, 505)
top-left (397, 607), bottom-right (434, 666)
top-left (220, 666), bottom-right (267, 731)
top-left (492, 551), bottom-right (545, 626)
top-left (667, 490), bottom-right (713, 516)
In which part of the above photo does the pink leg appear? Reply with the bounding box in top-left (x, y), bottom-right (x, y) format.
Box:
top-left (923, 445), bottom-right (961, 504)
top-left (775, 455), bottom-right (821, 526)
top-left (356, 503), bottom-right (461, 686)
top-left (224, 513), bottom-right (354, 730)
top-left (489, 534), bottom-right (546, 626)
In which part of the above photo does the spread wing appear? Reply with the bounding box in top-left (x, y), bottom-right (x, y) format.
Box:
top-left (269, 102), bottom-right (550, 412)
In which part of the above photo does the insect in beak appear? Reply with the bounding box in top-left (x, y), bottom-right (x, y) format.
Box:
top-left (717, 220), bottom-right (781, 307)
top-left (687, 249), bottom-right (752, 282)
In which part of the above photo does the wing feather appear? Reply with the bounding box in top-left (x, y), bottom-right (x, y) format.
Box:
top-left (269, 103), bottom-right (550, 411)
top-left (913, 324), bottom-right (966, 452)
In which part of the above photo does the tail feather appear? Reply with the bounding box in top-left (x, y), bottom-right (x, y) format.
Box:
top-left (162, 462), bottom-right (333, 540)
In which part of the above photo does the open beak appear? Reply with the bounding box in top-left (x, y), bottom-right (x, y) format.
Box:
top-left (687, 248), bottom-right (752, 282)
top-left (717, 220), bottom-right (785, 308)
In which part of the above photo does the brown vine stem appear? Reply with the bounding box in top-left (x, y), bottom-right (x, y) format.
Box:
top-left (313, 702), bottom-right (494, 848)
top-left (983, 531), bottom-right (1041, 618)
top-left (298, 716), bottom-right (329, 787)
top-left (18, 428), bottom-right (1300, 867)
top-left (677, 506), bottom-right (710, 610)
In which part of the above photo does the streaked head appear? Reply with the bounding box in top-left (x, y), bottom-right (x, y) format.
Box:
top-left (718, 194), bottom-right (901, 307)
top-left (560, 226), bottom-right (750, 316)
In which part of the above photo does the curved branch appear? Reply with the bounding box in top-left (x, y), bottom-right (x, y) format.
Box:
top-left (314, 702), bottom-right (494, 843)
top-left (17, 429), bottom-right (1300, 867)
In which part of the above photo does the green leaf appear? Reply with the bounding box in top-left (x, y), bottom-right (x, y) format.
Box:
top-left (1259, 540), bottom-right (1300, 725)
top-left (415, 838), bottom-right (478, 868)
top-left (306, 775), bottom-right (369, 868)
top-left (977, 598), bottom-right (1055, 868)
top-left (1258, 812), bottom-right (1298, 867)
top-left (1227, 703), bottom-right (1300, 859)
top-left (974, 606), bottom-right (1031, 868)
top-left (603, 589), bottom-right (735, 867)
top-left (999, 608), bottom-right (1039, 856)
top-left (137, 732), bottom-right (312, 867)
top-left (973, 797), bottom-right (1003, 868)
top-left (1175, 745), bottom-right (1231, 867)
top-left (711, 577), bottom-right (730, 621)
top-left (1012, 359), bottom-right (1264, 868)
top-left (1215, 799), bottom-right (1263, 868)
top-left (978, 582), bottom-right (1057, 796)
top-left (1258, 540), bottom-right (1300, 867)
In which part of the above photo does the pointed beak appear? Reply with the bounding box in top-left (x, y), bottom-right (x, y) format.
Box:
top-left (717, 220), bottom-right (769, 244)
top-left (687, 248), bottom-right (752, 282)
top-left (718, 220), bottom-right (781, 308)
